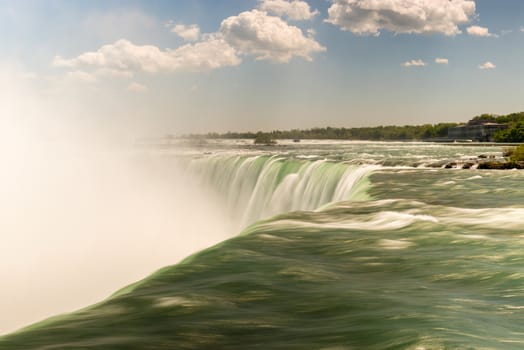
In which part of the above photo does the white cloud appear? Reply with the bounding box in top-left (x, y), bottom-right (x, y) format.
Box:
top-left (171, 24), bottom-right (200, 41)
top-left (258, 0), bottom-right (319, 21)
top-left (53, 8), bottom-right (324, 79)
top-left (307, 28), bottom-right (317, 37)
top-left (127, 82), bottom-right (147, 92)
top-left (95, 68), bottom-right (134, 79)
top-left (520, 26), bottom-right (524, 32)
top-left (66, 70), bottom-right (96, 82)
top-left (402, 59), bottom-right (427, 67)
top-left (326, 0), bottom-right (476, 36)
top-left (478, 61), bottom-right (496, 70)
top-left (220, 10), bottom-right (325, 62)
top-left (53, 37), bottom-right (241, 74)
top-left (53, 56), bottom-right (75, 68)
top-left (173, 34), bottom-right (242, 70)
top-left (466, 25), bottom-right (497, 37)
top-left (435, 58), bottom-right (449, 65)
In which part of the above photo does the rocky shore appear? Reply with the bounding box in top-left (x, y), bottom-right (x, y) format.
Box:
top-left (435, 154), bottom-right (524, 170)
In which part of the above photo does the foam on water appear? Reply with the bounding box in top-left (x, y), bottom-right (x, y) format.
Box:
top-left (240, 198), bottom-right (524, 241)
top-left (255, 211), bottom-right (439, 232)
top-left (4, 194), bottom-right (523, 349)
top-left (2, 141), bottom-right (524, 348)
top-left (188, 155), bottom-right (377, 229)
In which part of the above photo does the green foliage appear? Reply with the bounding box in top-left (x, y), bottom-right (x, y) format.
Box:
top-left (202, 123), bottom-right (461, 141)
top-left (254, 132), bottom-right (276, 145)
top-left (501, 144), bottom-right (524, 162)
top-left (492, 112), bottom-right (524, 124)
top-left (509, 144), bottom-right (524, 162)
top-left (494, 121), bottom-right (524, 142)
top-left (183, 111), bottom-right (524, 142)
top-left (468, 114), bottom-right (498, 125)
top-left (466, 112), bottom-right (524, 143)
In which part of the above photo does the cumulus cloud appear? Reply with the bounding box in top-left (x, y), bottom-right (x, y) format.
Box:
top-left (173, 35), bottom-right (243, 69)
top-left (53, 7), bottom-right (324, 80)
top-left (171, 24), bottom-right (200, 41)
top-left (467, 25), bottom-right (497, 37)
top-left (220, 10), bottom-right (325, 62)
top-left (66, 70), bottom-right (97, 82)
top-left (326, 0), bottom-right (476, 36)
top-left (96, 68), bottom-right (134, 79)
top-left (258, 0), bottom-right (319, 21)
top-left (127, 82), bottom-right (147, 92)
top-left (478, 61), bottom-right (496, 70)
top-left (435, 58), bottom-right (449, 64)
top-left (307, 28), bottom-right (316, 37)
top-left (402, 59), bottom-right (427, 67)
top-left (53, 37), bottom-right (241, 74)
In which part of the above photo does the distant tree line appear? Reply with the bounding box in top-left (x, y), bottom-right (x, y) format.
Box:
top-left (467, 112), bottom-right (524, 126)
top-left (467, 112), bottom-right (524, 142)
top-left (183, 112), bottom-right (524, 142)
top-left (194, 123), bottom-right (458, 142)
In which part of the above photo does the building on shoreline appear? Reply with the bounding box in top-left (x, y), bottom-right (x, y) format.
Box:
top-left (448, 123), bottom-right (508, 142)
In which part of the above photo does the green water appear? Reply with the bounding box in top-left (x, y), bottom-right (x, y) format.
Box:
top-left (2, 142), bottom-right (523, 349)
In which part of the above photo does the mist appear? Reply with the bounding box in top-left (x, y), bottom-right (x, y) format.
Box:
top-left (0, 64), bottom-right (232, 334)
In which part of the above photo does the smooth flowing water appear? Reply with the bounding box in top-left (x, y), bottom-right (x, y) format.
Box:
top-left (2, 141), bottom-right (523, 349)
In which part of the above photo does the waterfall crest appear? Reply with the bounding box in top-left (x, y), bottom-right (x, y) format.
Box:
top-left (189, 155), bottom-right (376, 228)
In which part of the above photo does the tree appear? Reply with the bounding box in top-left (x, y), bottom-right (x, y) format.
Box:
top-left (254, 132), bottom-right (276, 145)
top-left (468, 114), bottom-right (497, 125)
top-left (510, 144), bottom-right (524, 162)
top-left (494, 122), bottom-right (524, 142)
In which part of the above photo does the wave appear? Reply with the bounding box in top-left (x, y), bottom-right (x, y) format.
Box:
top-left (3, 150), bottom-right (523, 348)
top-left (246, 199), bottom-right (524, 233)
top-left (3, 198), bottom-right (523, 349)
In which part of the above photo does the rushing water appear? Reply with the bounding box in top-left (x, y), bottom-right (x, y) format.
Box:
top-left (2, 141), bottom-right (523, 349)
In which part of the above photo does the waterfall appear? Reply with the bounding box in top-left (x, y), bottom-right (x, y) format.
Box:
top-left (188, 155), bottom-right (376, 228)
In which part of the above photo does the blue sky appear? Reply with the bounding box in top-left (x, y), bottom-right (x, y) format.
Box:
top-left (1, 0), bottom-right (524, 136)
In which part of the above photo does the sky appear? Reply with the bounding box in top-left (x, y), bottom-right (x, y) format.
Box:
top-left (1, 0), bottom-right (524, 137)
